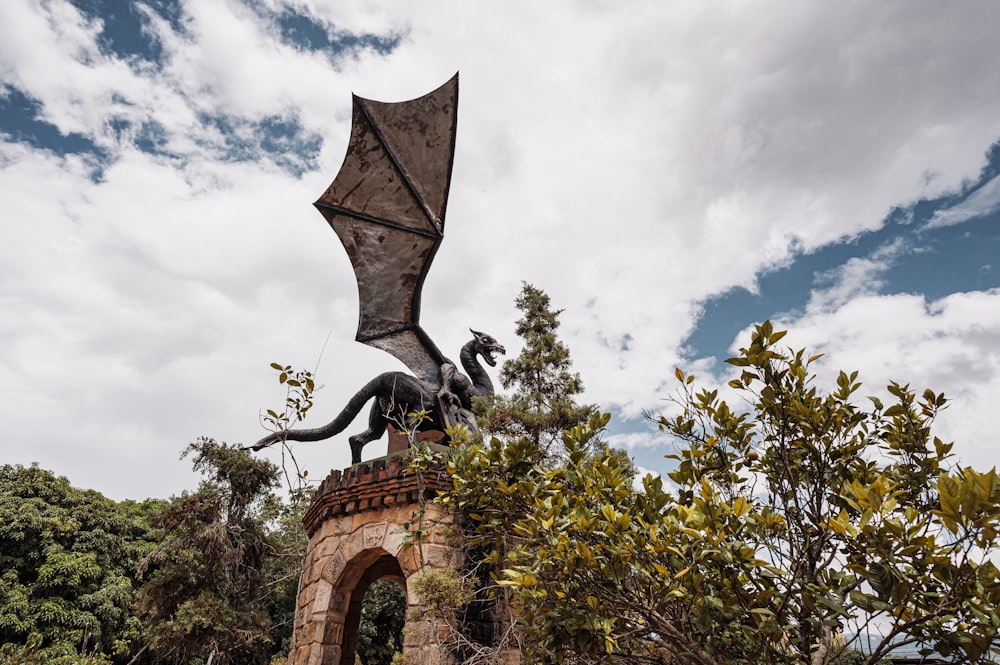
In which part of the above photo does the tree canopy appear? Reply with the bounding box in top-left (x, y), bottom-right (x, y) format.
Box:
top-left (475, 282), bottom-right (594, 452)
top-left (135, 439), bottom-right (284, 665)
top-left (0, 464), bottom-right (158, 662)
top-left (5, 309), bottom-right (999, 665)
top-left (444, 321), bottom-right (1000, 665)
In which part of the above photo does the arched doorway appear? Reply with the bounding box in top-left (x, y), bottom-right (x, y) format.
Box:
top-left (339, 552), bottom-right (406, 665)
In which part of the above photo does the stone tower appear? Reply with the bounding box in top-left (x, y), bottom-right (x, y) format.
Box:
top-left (288, 450), bottom-right (463, 665)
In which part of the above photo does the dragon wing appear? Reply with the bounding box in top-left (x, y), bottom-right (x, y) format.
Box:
top-left (314, 74), bottom-right (459, 389)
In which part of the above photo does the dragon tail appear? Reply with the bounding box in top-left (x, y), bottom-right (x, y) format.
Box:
top-left (249, 375), bottom-right (383, 451)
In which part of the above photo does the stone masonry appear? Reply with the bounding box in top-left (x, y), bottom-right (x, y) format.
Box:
top-left (289, 452), bottom-right (463, 665)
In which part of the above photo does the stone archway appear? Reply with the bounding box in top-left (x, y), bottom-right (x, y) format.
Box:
top-left (331, 549), bottom-right (406, 665)
top-left (288, 456), bottom-right (461, 665)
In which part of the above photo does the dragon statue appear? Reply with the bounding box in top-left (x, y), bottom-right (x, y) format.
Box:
top-left (251, 74), bottom-right (504, 464)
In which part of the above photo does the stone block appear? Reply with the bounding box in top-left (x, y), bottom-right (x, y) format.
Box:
top-left (330, 590), bottom-right (346, 614)
top-left (311, 579), bottom-right (332, 615)
top-left (292, 645), bottom-right (310, 665)
top-left (312, 532), bottom-right (342, 560)
top-left (320, 644), bottom-right (340, 665)
top-left (363, 521), bottom-right (387, 549)
top-left (339, 531), bottom-right (364, 561)
top-left (381, 526), bottom-right (407, 556)
top-left (422, 543), bottom-right (462, 570)
top-left (296, 621), bottom-right (316, 647)
top-left (402, 618), bottom-right (435, 648)
top-left (321, 550), bottom-right (347, 584)
top-left (397, 545), bottom-right (421, 577)
top-left (322, 619), bottom-right (344, 644)
top-left (350, 511), bottom-right (371, 532)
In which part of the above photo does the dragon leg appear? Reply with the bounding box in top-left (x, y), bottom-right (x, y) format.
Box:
top-left (348, 401), bottom-right (389, 464)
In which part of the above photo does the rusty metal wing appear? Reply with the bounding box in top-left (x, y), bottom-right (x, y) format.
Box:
top-left (314, 74), bottom-right (458, 388)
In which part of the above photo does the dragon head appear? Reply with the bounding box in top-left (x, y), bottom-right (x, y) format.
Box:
top-left (470, 329), bottom-right (506, 367)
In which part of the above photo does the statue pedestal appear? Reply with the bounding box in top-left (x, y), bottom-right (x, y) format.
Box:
top-left (289, 454), bottom-right (463, 665)
top-left (385, 426), bottom-right (446, 456)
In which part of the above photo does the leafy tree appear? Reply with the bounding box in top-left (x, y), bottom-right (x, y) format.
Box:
top-left (356, 580), bottom-right (406, 665)
top-left (440, 413), bottom-right (615, 664)
top-left (429, 285), bottom-right (611, 661)
top-left (135, 439), bottom-right (281, 665)
top-left (0, 464), bottom-right (156, 662)
top-left (450, 322), bottom-right (1000, 665)
top-left (476, 283), bottom-right (594, 451)
top-left (0, 632), bottom-right (113, 664)
top-left (260, 485), bottom-right (314, 660)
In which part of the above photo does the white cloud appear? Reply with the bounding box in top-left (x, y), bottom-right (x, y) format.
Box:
top-left (607, 431), bottom-right (662, 451)
top-left (771, 289), bottom-right (1000, 471)
top-left (2, 0), bottom-right (1000, 498)
top-left (805, 239), bottom-right (907, 313)
top-left (925, 174), bottom-right (1000, 229)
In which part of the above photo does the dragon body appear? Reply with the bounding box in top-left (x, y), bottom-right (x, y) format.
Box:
top-left (251, 74), bottom-right (503, 464)
top-left (253, 331), bottom-right (503, 463)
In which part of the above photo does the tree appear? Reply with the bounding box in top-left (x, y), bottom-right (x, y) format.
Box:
top-left (417, 284), bottom-right (619, 662)
top-left (476, 282), bottom-right (594, 452)
top-left (0, 632), bottom-right (114, 664)
top-left (454, 322), bottom-right (1000, 664)
top-left (259, 485), bottom-right (314, 661)
top-left (0, 464), bottom-right (156, 662)
top-left (135, 439), bottom-right (281, 665)
top-left (356, 580), bottom-right (406, 665)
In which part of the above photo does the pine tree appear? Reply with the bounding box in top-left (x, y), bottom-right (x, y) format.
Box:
top-left (476, 282), bottom-right (594, 451)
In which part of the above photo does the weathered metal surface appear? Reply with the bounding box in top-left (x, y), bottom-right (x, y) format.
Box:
top-left (250, 74), bottom-right (503, 464)
top-left (314, 74), bottom-right (459, 387)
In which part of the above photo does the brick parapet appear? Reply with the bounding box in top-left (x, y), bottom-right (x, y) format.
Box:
top-left (303, 451), bottom-right (451, 537)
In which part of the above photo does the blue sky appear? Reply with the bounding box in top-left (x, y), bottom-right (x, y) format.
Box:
top-left (2, 0), bottom-right (999, 499)
top-left (689, 159), bottom-right (1000, 360)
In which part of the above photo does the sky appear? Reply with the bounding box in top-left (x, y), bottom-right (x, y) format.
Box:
top-left (1, 0), bottom-right (999, 501)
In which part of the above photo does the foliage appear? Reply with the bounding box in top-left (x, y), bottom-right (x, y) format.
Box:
top-left (259, 484), bottom-right (313, 661)
top-left (475, 283), bottom-right (593, 451)
top-left (432, 285), bottom-right (609, 662)
top-left (0, 632), bottom-right (112, 664)
top-left (356, 580), bottom-right (407, 665)
top-left (430, 413), bottom-right (611, 664)
top-left (135, 439), bottom-right (282, 665)
top-left (261, 363), bottom-right (316, 436)
top-left (0, 464), bottom-right (157, 662)
top-left (447, 322), bottom-right (1000, 665)
top-left (409, 570), bottom-right (473, 621)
